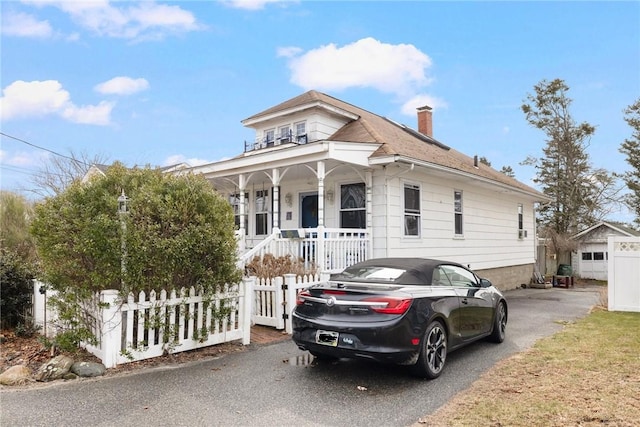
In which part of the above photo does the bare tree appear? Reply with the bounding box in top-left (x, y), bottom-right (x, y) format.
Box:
top-left (30, 150), bottom-right (109, 198)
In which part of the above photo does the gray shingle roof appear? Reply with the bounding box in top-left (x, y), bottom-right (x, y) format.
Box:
top-left (245, 90), bottom-right (545, 198)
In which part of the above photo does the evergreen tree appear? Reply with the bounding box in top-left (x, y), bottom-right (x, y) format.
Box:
top-left (500, 166), bottom-right (515, 178)
top-left (522, 79), bottom-right (600, 235)
top-left (620, 98), bottom-right (640, 227)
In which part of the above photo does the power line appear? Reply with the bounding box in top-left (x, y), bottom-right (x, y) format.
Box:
top-left (0, 132), bottom-right (89, 165)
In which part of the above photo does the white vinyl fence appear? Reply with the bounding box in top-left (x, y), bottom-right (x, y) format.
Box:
top-left (608, 236), bottom-right (640, 312)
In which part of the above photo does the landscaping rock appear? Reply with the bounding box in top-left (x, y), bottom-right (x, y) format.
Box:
top-left (35, 355), bottom-right (74, 382)
top-left (0, 365), bottom-right (31, 386)
top-left (71, 361), bottom-right (106, 378)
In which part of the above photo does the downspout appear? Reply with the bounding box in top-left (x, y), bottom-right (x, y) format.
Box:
top-left (384, 162), bottom-right (415, 257)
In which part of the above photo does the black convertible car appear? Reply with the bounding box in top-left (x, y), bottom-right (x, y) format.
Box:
top-left (292, 258), bottom-right (508, 378)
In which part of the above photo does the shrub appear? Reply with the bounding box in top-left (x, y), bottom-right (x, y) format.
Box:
top-left (0, 247), bottom-right (36, 329)
top-left (30, 163), bottom-right (243, 348)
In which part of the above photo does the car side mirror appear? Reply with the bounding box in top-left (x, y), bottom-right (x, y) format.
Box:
top-left (480, 278), bottom-right (493, 288)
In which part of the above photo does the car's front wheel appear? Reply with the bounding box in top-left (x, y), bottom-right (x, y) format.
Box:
top-left (488, 301), bottom-right (507, 343)
top-left (410, 320), bottom-right (447, 379)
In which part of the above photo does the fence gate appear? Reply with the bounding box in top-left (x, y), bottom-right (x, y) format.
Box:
top-left (252, 277), bottom-right (285, 329)
top-left (608, 236), bottom-right (640, 312)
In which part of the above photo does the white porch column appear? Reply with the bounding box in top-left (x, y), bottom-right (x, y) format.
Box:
top-left (317, 161), bottom-right (326, 271)
top-left (316, 160), bottom-right (325, 228)
top-left (366, 170), bottom-right (373, 230)
top-left (238, 173), bottom-right (247, 252)
top-left (366, 170), bottom-right (373, 262)
top-left (271, 168), bottom-right (281, 230)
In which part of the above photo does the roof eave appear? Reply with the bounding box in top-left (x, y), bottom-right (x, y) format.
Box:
top-left (370, 155), bottom-right (551, 201)
top-left (242, 102), bottom-right (359, 127)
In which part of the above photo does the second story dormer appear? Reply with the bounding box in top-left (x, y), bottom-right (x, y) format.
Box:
top-left (241, 90), bottom-right (359, 152)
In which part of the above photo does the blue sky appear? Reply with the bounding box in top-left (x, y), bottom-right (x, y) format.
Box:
top-left (1, 1), bottom-right (639, 220)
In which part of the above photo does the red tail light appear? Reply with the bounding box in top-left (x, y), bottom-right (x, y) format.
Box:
top-left (363, 297), bottom-right (413, 314)
top-left (296, 290), bottom-right (311, 305)
top-left (323, 290), bottom-right (346, 295)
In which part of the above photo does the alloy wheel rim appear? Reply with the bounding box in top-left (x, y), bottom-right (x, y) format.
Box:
top-left (499, 304), bottom-right (506, 336)
top-left (426, 325), bottom-right (446, 373)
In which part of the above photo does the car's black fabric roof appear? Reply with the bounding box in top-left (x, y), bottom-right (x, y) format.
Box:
top-left (333, 257), bottom-right (465, 285)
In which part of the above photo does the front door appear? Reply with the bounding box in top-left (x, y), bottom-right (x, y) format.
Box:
top-left (300, 193), bottom-right (318, 228)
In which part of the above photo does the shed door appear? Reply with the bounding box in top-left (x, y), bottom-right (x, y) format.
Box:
top-left (579, 243), bottom-right (608, 281)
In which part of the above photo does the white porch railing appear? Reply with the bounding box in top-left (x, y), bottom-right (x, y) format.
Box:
top-left (238, 227), bottom-right (371, 273)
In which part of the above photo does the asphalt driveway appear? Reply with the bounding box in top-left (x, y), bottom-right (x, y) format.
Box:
top-left (0, 285), bottom-right (601, 427)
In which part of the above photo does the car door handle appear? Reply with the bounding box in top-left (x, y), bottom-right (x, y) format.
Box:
top-left (461, 298), bottom-right (469, 305)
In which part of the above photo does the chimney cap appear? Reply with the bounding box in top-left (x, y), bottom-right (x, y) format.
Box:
top-left (417, 105), bottom-right (432, 112)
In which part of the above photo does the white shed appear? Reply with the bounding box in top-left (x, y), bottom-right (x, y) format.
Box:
top-left (571, 222), bottom-right (640, 281)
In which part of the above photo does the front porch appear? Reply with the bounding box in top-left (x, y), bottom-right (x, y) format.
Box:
top-left (238, 226), bottom-right (371, 274)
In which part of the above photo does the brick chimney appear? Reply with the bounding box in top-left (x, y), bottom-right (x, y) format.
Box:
top-left (417, 105), bottom-right (433, 137)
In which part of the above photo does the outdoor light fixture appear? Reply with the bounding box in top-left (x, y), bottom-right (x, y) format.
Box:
top-left (117, 189), bottom-right (129, 214)
top-left (325, 188), bottom-right (334, 204)
top-left (285, 192), bottom-right (293, 207)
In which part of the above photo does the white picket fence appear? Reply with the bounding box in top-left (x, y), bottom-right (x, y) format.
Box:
top-left (33, 280), bottom-right (252, 368)
top-left (250, 272), bottom-right (330, 333)
top-left (31, 273), bottom-right (329, 368)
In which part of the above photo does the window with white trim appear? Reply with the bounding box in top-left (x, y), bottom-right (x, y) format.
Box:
top-left (518, 203), bottom-right (524, 239)
top-left (255, 189), bottom-right (269, 235)
top-left (340, 183), bottom-right (365, 229)
top-left (295, 121), bottom-right (307, 143)
top-left (404, 183), bottom-right (420, 236)
top-left (454, 190), bottom-right (463, 235)
top-left (264, 129), bottom-right (275, 146)
top-left (278, 126), bottom-right (291, 143)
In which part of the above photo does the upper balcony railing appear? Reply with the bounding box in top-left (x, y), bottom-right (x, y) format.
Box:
top-left (244, 130), bottom-right (308, 153)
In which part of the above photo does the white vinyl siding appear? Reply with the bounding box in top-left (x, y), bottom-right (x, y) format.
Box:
top-left (370, 170), bottom-right (537, 271)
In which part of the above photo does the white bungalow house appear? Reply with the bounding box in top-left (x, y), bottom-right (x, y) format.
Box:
top-left (186, 90), bottom-right (551, 291)
top-left (571, 221), bottom-right (640, 281)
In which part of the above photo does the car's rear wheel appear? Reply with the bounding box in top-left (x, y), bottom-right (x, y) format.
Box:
top-left (410, 320), bottom-right (447, 379)
top-left (488, 301), bottom-right (507, 343)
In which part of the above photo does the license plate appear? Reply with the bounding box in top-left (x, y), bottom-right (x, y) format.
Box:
top-left (316, 330), bottom-right (339, 347)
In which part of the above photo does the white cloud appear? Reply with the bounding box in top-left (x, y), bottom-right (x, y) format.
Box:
top-left (1, 149), bottom-right (43, 167)
top-left (163, 154), bottom-right (210, 167)
top-left (277, 46), bottom-right (303, 58)
top-left (0, 80), bottom-right (114, 126)
top-left (286, 38), bottom-right (433, 97)
top-left (221, 0), bottom-right (293, 11)
top-left (95, 77), bottom-right (149, 95)
top-left (61, 101), bottom-right (114, 125)
top-left (23, 0), bottom-right (203, 41)
top-left (1, 11), bottom-right (53, 38)
top-left (400, 94), bottom-right (448, 115)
